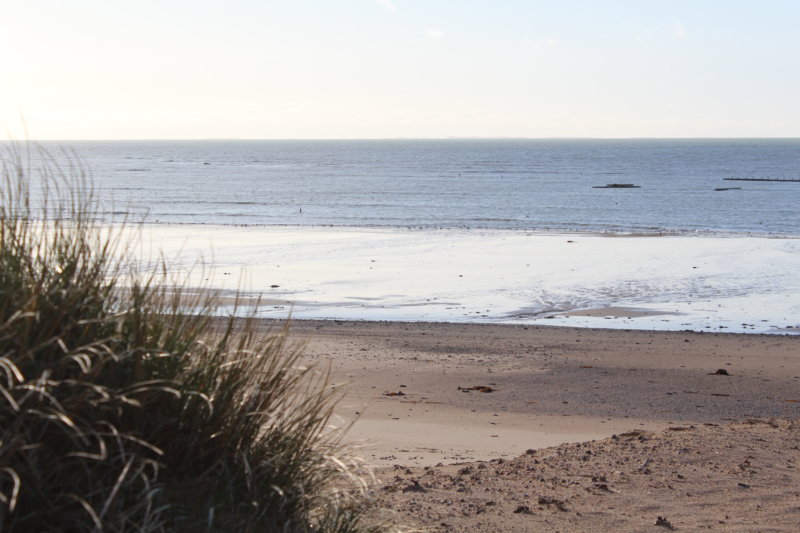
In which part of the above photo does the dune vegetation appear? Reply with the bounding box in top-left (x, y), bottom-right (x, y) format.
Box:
top-left (0, 146), bottom-right (394, 532)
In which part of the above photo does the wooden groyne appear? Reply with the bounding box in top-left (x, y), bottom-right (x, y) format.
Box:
top-left (724, 177), bottom-right (800, 182)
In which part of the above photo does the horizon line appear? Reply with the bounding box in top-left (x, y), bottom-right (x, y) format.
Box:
top-left (6, 136), bottom-right (800, 143)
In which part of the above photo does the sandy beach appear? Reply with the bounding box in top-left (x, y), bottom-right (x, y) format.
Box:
top-left (151, 225), bottom-right (800, 529)
top-left (277, 319), bottom-right (800, 531)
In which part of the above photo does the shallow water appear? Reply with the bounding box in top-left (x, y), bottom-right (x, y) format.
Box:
top-left (140, 225), bottom-right (800, 335)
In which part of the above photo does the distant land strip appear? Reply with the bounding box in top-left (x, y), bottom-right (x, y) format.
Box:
top-left (724, 177), bottom-right (800, 182)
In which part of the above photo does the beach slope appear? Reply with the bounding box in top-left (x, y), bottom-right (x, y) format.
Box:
top-left (281, 320), bottom-right (800, 530)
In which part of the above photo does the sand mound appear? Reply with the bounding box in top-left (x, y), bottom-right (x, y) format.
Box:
top-left (375, 419), bottom-right (800, 532)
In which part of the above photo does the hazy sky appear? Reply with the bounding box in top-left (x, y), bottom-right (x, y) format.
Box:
top-left (2, 1), bottom-right (799, 139)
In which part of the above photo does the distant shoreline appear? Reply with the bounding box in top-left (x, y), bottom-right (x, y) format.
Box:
top-left (10, 136), bottom-right (800, 142)
top-left (134, 220), bottom-right (800, 240)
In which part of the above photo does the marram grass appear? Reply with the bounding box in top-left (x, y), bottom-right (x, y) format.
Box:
top-left (0, 145), bottom-right (398, 532)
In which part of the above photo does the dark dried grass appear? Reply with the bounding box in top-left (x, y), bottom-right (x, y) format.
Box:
top-left (0, 145), bottom-right (396, 532)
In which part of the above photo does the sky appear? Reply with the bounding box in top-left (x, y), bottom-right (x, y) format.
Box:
top-left (2, 0), bottom-right (799, 140)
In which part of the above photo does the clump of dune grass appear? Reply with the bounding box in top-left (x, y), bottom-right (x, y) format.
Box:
top-left (0, 145), bottom-right (395, 532)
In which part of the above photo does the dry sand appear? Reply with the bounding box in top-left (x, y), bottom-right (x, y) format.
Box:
top-left (374, 419), bottom-right (800, 532)
top-left (271, 319), bottom-right (800, 531)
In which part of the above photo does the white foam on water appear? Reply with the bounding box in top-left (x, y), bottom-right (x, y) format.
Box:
top-left (138, 225), bottom-right (800, 334)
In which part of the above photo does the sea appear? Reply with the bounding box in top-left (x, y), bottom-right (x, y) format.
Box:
top-left (7, 139), bottom-right (800, 333)
top-left (26, 138), bottom-right (800, 236)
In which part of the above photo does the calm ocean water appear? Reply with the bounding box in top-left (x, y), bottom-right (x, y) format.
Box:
top-left (23, 139), bottom-right (800, 235)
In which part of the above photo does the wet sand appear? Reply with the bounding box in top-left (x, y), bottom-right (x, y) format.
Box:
top-left (270, 320), bottom-right (800, 465)
top-left (557, 305), bottom-right (682, 318)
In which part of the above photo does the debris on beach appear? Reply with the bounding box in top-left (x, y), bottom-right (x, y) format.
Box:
top-left (383, 391), bottom-right (406, 396)
top-left (537, 496), bottom-right (568, 511)
top-left (655, 516), bottom-right (676, 529)
top-left (458, 385), bottom-right (496, 393)
top-left (711, 368), bottom-right (730, 375)
top-left (401, 479), bottom-right (427, 493)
